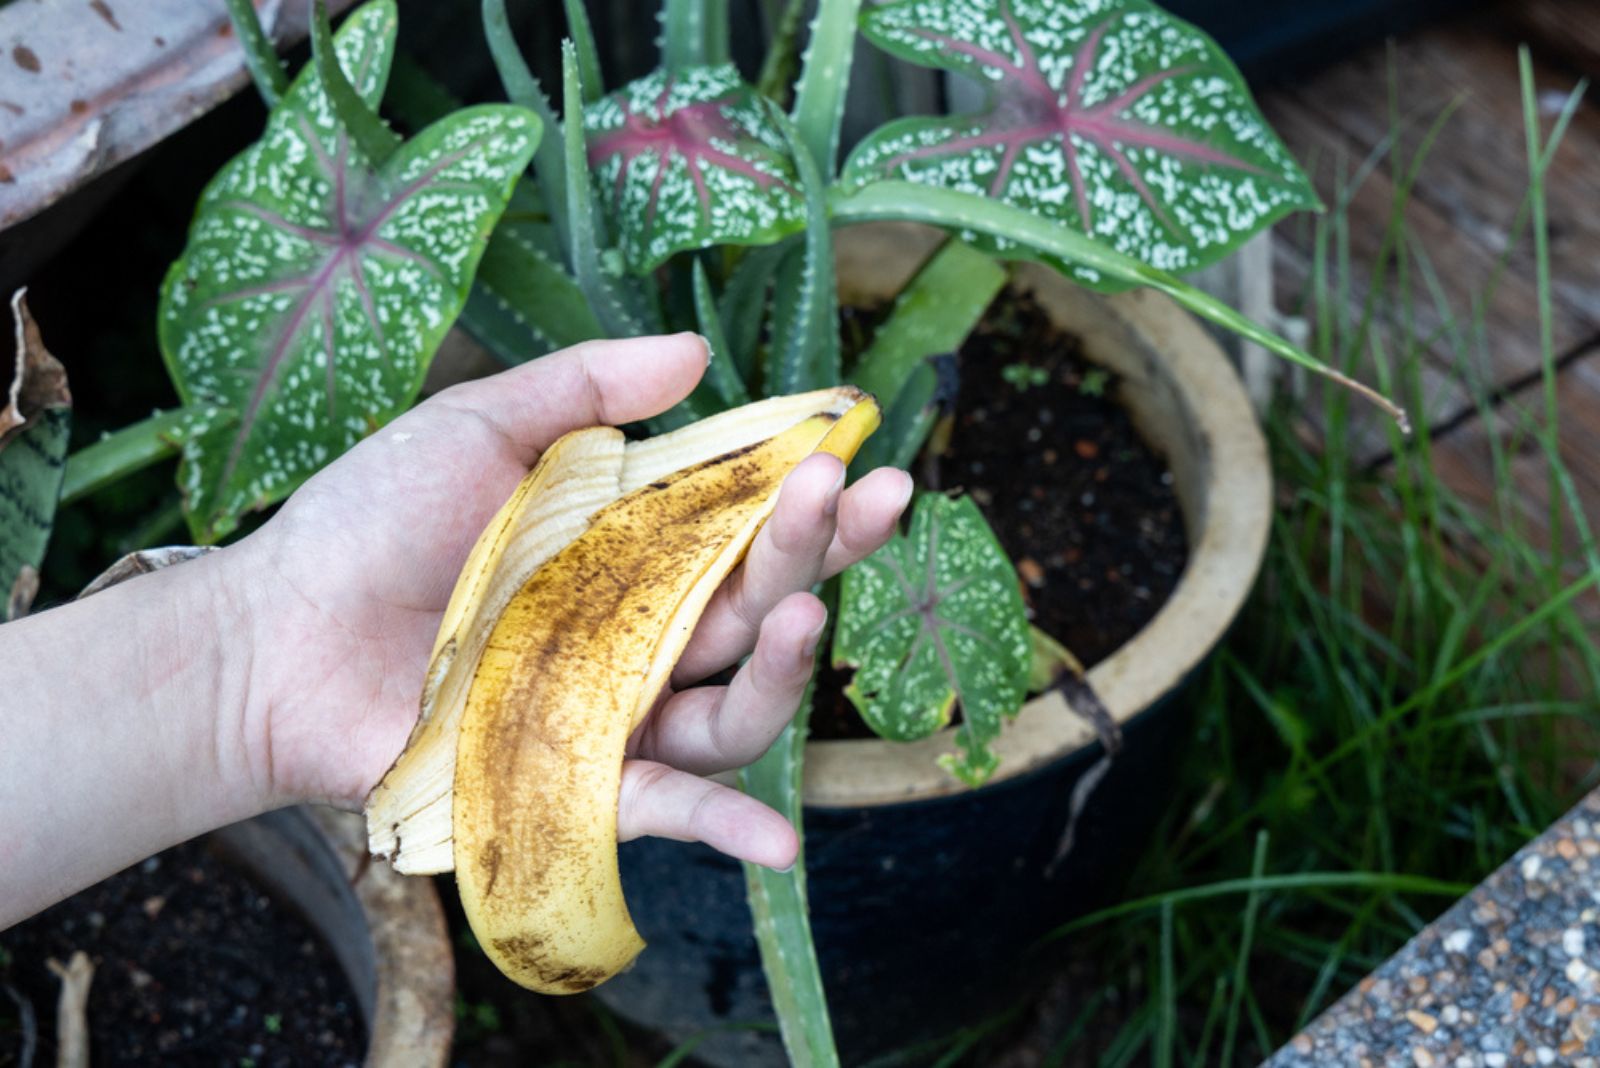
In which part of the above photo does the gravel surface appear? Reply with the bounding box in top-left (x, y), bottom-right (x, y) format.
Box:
top-left (1267, 792), bottom-right (1600, 1068)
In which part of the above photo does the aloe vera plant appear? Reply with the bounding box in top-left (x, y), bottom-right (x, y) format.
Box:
top-left (44, 0), bottom-right (1402, 1061)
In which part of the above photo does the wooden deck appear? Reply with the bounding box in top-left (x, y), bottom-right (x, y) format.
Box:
top-left (1260, 0), bottom-right (1600, 547)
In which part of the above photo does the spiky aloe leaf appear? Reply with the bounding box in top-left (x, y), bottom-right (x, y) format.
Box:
top-left (585, 65), bottom-right (806, 273)
top-left (158, 0), bottom-right (539, 540)
top-left (765, 105), bottom-right (837, 394)
top-left (843, 0), bottom-right (1319, 288)
top-left (835, 492), bottom-right (1031, 786)
top-left (740, 677), bottom-right (840, 1068)
top-left (789, 0), bottom-right (862, 174)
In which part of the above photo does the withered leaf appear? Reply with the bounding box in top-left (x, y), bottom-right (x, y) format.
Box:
top-left (0, 289), bottom-right (71, 452)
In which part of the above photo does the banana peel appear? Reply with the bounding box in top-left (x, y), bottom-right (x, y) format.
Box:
top-left (365, 387), bottom-right (880, 993)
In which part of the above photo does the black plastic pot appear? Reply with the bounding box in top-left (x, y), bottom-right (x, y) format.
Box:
top-left (593, 225), bottom-right (1274, 1066)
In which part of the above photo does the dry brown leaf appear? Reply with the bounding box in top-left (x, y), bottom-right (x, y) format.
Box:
top-left (0, 289), bottom-right (71, 452)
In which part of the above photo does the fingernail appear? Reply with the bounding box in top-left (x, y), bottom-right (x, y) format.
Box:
top-left (769, 861), bottom-right (797, 875)
top-left (823, 467), bottom-right (845, 517)
top-left (798, 619), bottom-right (827, 670)
top-left (893, 471), bottom-right (915, 513)
top-left (692, 332), bottom-right (712, 365)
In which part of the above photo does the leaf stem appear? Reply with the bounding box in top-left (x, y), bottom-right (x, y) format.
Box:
top-left (61, 410), bottom-right (192, 506)
top-left (223, 0), bottom-right (289, 108)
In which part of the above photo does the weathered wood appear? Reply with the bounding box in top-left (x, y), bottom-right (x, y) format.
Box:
top-left (0, 0), bottom-right (357, 231)
top-left (1264, 20), bottom-right (1600, 396)
top-left (1261, 1), bottom-right (1600, 506)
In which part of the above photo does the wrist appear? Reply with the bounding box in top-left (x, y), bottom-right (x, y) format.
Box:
top-left (177, 535), bottom-right (283, 815)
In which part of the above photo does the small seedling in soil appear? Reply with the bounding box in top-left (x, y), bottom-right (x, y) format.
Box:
top-left (1001, 363), bottom-right (1050, 391)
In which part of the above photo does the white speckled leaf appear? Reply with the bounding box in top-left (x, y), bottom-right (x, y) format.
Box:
top-left (158, 0), bottom-right (539, 540)
top-left (843, 0), bottom-right (1318, 287)
top-left (584, 64), bottom-right (805, 273)
top-left (835, 492), bottom-right (1031, 786)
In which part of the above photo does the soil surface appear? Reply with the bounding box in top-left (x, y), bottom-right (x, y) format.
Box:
top-left (816, 287), bottom-right (1188, 740)
top-left (0, 838), bottom-right (364, 1067)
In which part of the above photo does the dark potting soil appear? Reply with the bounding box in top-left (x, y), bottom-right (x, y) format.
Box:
top-left (815, 287), bottom-right (1188, 741)
top-left (0, 838), bottom-right (364, 1067)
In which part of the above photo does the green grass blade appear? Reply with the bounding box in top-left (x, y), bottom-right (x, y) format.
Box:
top-left (1219, 832), bottom-right (1268, 1066)
top-left (655, 1023), bottom-right (779, 1068)
top-left (1155, 901), bottom-right (1176, 1068)
top-left (1044, 870), bottom-right (1469, 942)
top-left (222, 0), bottom-right (289, 106)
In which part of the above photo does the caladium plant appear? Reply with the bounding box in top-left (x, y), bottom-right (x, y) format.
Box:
top-left (842, 0), bottom-right (1320, 286)
top-left (584, 64), bottom-right (805, 272)
top-left (43, 1), bottom-right (1402, 1063)
top-left (158, 0), bottom-right (538, 539)
top-left (836, 493), bottom-right (1032, 786)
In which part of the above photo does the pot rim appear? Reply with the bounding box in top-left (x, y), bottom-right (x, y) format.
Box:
top-left (805, 234), bottom-right (1272, 808)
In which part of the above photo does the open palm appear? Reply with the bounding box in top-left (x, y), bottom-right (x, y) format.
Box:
top-left (240, 334), bottom-right (911, 869)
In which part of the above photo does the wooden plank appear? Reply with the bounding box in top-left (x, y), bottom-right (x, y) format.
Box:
top-left (1262, 16), bottom-right (1600, 396)
top-left (1425, 358), bottom-right (1600, 556)
top-left (1500, 0), bottom-right (1600, 79)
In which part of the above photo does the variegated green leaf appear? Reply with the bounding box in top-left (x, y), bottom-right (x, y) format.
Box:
top-left (835, 492), bottom-right (1031, 786)
top-left (158, 0), bottom-right (540, 540)
top-left (843, 0), bottom-right (1319, 287)
top-left (584, 64), bottom-right (806, 273)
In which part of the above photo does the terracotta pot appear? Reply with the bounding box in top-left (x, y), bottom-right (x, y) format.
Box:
top-left (211, 806), bottom-right (455, 1067)
top-left (593, 223), bottom-right (1273, 1065)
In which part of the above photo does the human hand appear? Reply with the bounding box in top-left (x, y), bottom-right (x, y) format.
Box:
top-left (233, 334), bottom-right (911, 870)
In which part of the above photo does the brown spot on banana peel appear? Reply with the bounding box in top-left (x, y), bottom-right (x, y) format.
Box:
top-left (453, 394), bottom-right (880, 994)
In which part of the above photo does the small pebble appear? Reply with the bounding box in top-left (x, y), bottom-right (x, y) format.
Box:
top-left (1408, 1010), bottom-right (1440, 1034)
top-left (1444, 929), bottom-right (1475, 954)
top-left (1563, 928), bottom-right (1586, 957)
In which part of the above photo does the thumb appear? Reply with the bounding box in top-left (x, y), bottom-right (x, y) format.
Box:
top-left (428, 333), bottom-right (708, 463)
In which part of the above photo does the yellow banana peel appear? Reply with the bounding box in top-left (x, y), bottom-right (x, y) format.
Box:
top-left (365, 387), bottom-right (880, 993)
